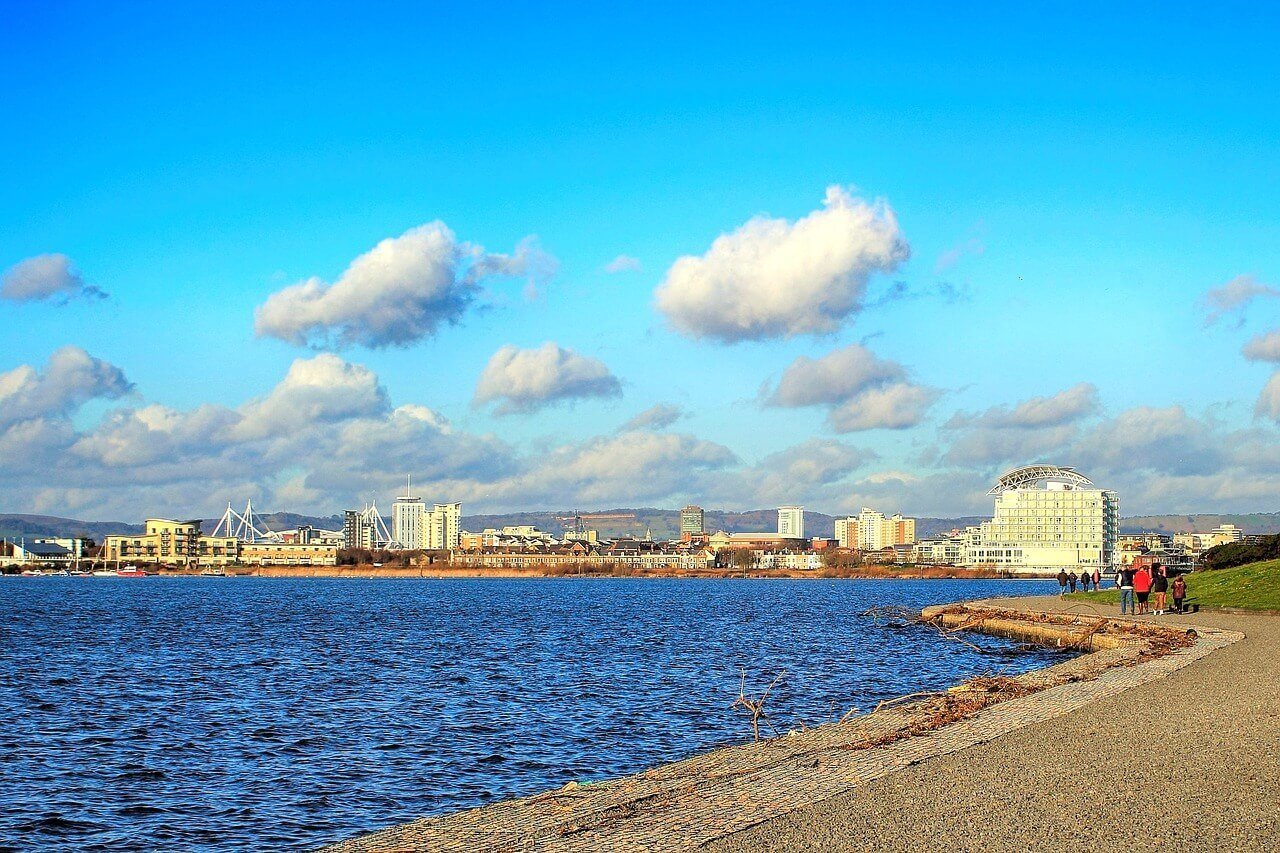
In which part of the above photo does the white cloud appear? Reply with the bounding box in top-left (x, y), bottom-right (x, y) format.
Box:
top-left (0, 346), bottom-right (132, 424)
top-left (235, 354), bottom-right (389, 439)
top-left (1243, 329), bottom-right (1280, 363)
top-left (766, 344), bottom-right (936, 431)
top-left (767, 344), bottom-right (906, 407)
top-left (618, 403), bottom-right (683, 432)
top-left (1070, 405), bottom-right (1225, 477)
top-left (474, 342), bottom-right (622, 416)
top-left (1256, 372), bottom-right (1280, 422)
top-left (603, 254), bottom-right (642, 274)
top-left (939, 383), bottom-right (1100, 465)
top-left (254, 223), bottom-right (556, 348)
top-left (655, 186), bottom-right (909, 342)
top-left (1201, 274), bottom-right (1279, 327)
top-left (827, 382), bottom-right (939, 432)
top-left (1, 254), bottom-right (107, 303)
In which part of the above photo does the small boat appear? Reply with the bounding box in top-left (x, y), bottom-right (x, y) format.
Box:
top-left (91, 569), bottom-right (117, 577)
top-left (69, 570), bottom-right (91, 576)
top-left (116, 566), bottom-right (149, 577)
top-left (199, 568), bottom-right (227, 577)
top-left (20, 569), bottom-right (45, 577)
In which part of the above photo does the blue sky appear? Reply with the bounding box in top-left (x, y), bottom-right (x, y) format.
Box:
top-left (3, 1), bottom-right (1280, 520)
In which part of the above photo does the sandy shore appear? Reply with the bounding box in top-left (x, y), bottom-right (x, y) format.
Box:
top-left (709, 596), bottom-right (1280, 853)
top-left (320, 596), bottom-right (1274, 852)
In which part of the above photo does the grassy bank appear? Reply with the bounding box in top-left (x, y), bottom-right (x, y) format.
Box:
top-left (1068, 559), bottom-right (1280, 611)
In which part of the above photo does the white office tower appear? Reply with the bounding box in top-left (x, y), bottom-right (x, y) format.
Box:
top-left (428, 502), bottom-right (462, 550)
top-left (392, 476), bottom-right (427, 550)
top-left (778, 505), bottom-right (805, 538)
top-left (966, 465), bottom-right (1119, 575)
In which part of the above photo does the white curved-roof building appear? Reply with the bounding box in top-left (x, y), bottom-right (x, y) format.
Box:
top-left (966, 465), bottom-right (1119, 575)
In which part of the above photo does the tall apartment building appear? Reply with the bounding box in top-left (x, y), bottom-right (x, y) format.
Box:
top-left (835, 508), bottom-right (917, 550)
top-left (428, 502), bottom-right (462, 550)
top-left (392, 482), bottom-right (427, 550)
top-left (680, 505), bottom-right (705, 538)
top-left (343, 509), bottom-right (378, 550)
top-left (965, 465), bottom-right (1119, 575)
top-left (778, 505), bottom-right (805, 539)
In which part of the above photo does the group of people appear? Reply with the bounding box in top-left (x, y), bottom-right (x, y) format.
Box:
top-left (1058, 562), bottom-right (1189, 616)
top-left (1115, 563), bottom-right (1187, 616)
top-left (1056, 568), bottom-right (1102, 595)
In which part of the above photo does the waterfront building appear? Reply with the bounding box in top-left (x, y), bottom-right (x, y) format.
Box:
top-left (103, 519), bottom-right (240, 568)
top-left (914, 537), bottom-right (965, 565)
top-left (680, 505), bottom-right (705, 539)
top-left (0, 539), bottom-right (82, 568)
top-left (392, 481), bottom-right (427, 550)
top-left (777, 506), bottom-right (804, 539)
top-left (964, 465), bottom-right (1119, 576)
top-left (836, 508), bottom-right (917, 550)
top-left (1173, 524), bottom-right (1245, 554)
top-left (240, 542), bottom-right (338, 566)
top-left (343, 509), bottom-right (377, 550)
top-left (428, 502), bottom-right (462, 550)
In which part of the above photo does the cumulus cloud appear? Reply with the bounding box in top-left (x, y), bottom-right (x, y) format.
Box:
top-left (474, 342), bottom-right (623, 416)
top-left (236, 354), bottom-right (389, 439)
top-left (938, 384), bottom-right (1101, 466)
top-left (618, 403), bottom-right (683, 432)
top-left (766, 344), bottom-right (905, 407)
top-left (254, 223), bottom-right (556, 348)
top-left (655, 186), bottom-right (909, 342)
top-left (1201, 274), bottom-right (1279, 327)
top-left (766, 344), bottom-right (937, 431)
top-left (1, 254), bottom-right (107, 302)
top-left (1243, 329), bottom-right (1280, 363)
top-left (1256, 373), bottom-right (1280, 422)
top-left (826, 383), bottom-right (939, 432)
top-left (1071, 405), bottom-right (1225, 477)
top-left (603, 255), bottom-right (642, 274)
top-left (0, 346), bottom-right (132, 424)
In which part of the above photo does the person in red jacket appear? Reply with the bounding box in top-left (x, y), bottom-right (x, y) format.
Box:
top-left (1133, 565), bottom-right (1154, 615)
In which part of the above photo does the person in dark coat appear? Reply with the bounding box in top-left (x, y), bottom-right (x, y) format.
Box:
top-left (1057, 569), bottom-right (1069, 597)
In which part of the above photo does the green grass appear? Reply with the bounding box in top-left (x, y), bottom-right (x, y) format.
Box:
top-left (1067, 559), bottom-right (1280, 611)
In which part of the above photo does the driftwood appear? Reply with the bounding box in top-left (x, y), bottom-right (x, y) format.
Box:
top-left (732, 669), bottom-right (785, 742)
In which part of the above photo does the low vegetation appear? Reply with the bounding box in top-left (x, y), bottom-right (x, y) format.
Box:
top-left (1199, 534), bottom-right (1280, 570)
top-left (1069, 559), bottom-right (1280, 611)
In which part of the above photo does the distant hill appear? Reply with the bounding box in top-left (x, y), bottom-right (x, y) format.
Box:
top-left (1120, 513), bottom-right (1280, 535)
top-left (0, 514), bottom-right (143, 542)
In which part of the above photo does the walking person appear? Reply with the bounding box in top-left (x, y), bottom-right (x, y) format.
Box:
top-left (1068, 572), bottom-right (1077, 593)
top-left (1057, 569), bottom-right (1070, 598)
top-left (1118, 565), bottom-right (1136, 615)
top-left (1133, 564), bottom-right (1153, 616)
top-left (1151, 565), bottom-right (1169, 615)
top-left (1080, 570), bottom-right (1091, 592)
top-left (1093, 567), bottom-right (1102, 590)
top-left (1172, 574), bottom-right (1187, 614)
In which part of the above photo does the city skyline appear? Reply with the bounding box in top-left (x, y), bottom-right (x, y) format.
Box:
top-left (4, 5), bottom-right (1280, 521)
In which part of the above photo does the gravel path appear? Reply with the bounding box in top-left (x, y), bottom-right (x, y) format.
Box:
top-left (707, 595), bottom-right (1280, 853)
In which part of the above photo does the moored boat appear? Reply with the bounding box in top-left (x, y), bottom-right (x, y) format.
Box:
top-left (116, 566), bottom-right (149, 577)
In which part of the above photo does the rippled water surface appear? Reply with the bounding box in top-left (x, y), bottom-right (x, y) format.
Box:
top-left (0, 577), bottom-right (1059, 851)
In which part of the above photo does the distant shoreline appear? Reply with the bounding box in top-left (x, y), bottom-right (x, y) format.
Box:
top-left (10, 564), bottom-right (1055, 580)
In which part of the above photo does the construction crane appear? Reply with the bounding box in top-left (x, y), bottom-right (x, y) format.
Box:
top-left (553, 512), bottom-right (637, 536)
